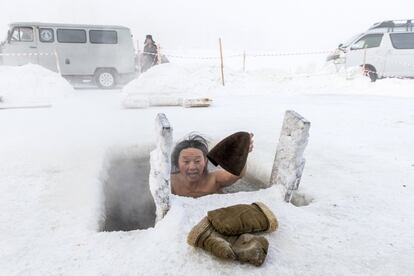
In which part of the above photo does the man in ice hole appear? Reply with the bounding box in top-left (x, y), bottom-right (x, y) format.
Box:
top-left (172, 133), bottom-right (278, 267)
top-left (171, 133), bottom-right (253, 198)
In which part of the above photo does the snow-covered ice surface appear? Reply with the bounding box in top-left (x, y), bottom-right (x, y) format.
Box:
top-left (1, 60), bottom-right (414, 275)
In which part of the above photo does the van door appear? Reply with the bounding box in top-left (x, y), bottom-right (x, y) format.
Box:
top-left (3, 26), bottom-right (38, 66)
top-left (384, 33), bottom-right (414, 77)
top-left (37, 27), bottom-right (59, 73)
top-left (346, 33), bottom-right (385, 74)
top-left (55, 28), bottom-right (90, 76)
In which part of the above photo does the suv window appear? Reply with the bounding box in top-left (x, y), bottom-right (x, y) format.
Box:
top-left (351, 34), bottom-right (383, 50)
top-left (57, 29), bottom-right (86, 43)
top-left (390, 33), bottom-right (414, 49)
top-left (10, 27), bottom-right (34, 42)
top-left (89, 30), bottom-right (117, 44)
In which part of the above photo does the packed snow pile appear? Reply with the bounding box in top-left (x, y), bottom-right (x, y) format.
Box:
top-left (0, 64), bottom-right (73, 105)
top-left (123, 64), bottom-right (191, 97)
top-left (122, 63), bottom-right (219, 108)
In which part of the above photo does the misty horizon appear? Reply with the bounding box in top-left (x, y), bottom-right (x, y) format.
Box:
top-left (1, 0), bottom-right (414, 52)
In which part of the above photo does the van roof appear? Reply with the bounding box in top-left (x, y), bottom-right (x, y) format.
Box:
top-left (8, 22), bottom-right (130, 30)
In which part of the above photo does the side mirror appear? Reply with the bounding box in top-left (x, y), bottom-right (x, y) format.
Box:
top-left (7, 30), bottom-right (11, 43)
top-left (338, 43), bottom-right (343, 48)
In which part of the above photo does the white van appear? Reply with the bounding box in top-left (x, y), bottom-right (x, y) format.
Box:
top-left (0, 22), bottom-right (138, 88)
top-left (327, 20), bottom-right (414, 81)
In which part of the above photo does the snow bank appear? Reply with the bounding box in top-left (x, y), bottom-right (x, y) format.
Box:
top-left (124, 61), bottom-right (414, 101)
top-left (0, 64), bottom-right (73, 105)
top-left (122, 63), bottom-right (219, 107)
top-left (123, 64), bottom-right (192, 97)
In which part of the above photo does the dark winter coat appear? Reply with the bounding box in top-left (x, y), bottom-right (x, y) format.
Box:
top-left (141, 43), bottom-right (158, 72)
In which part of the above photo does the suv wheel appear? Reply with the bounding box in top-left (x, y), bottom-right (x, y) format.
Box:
top-left (363, 65), bottom-right (378, 82)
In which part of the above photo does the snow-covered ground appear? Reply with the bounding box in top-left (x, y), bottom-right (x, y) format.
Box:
top-left (1, 61), bottom-right (413, 275)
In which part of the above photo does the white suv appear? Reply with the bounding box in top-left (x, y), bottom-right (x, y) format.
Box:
top-left (328, 20), bottom-right (414, 81)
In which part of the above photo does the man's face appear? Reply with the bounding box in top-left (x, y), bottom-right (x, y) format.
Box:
top-left (178, 148), bottom-right (206, 183)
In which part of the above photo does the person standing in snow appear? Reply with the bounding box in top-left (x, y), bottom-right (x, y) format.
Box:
top-left (141, 34), bottom-right (158, 72)
top-left (170, 133), bottom-right (254, 198)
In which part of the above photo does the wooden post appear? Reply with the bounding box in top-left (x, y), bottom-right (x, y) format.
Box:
top-left (149, 113), bottom-right (173, 222)
top-left (243, 50), bottom-right (246, 72)
top-left (157, 44), bottom-right (162, 65)
top-left (269, 110), bottom-right (311, 203)
top-left (136, 40), bottom-right (141, 73)
top-left (219, 38), bottom-right (225, 86)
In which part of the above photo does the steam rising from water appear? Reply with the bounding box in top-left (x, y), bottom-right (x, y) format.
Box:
top-left (101, 152), bottom-right (156, 231)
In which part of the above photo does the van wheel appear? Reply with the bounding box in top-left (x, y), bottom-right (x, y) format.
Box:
top-left (95, 69), bottom-right (117, 89)
top-left (363, 65), bottom-right (378, 82)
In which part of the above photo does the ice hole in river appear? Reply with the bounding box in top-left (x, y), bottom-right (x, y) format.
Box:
top-left (100, 146), bottom-right (156, 232)
top-left (98, 146), bottom-right (313, 232)
top-left (99, 145), bottom-right (268, 232)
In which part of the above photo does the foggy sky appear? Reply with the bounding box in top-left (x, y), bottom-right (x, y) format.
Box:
top-left (1, 0), bottom-right (414, 51)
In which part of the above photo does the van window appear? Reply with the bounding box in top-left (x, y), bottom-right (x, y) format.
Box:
top-left (390, 33), bottom-right (414, 49)
top-left (10, 27), bottom-right (33, 42)
top-left (351, 34), bottom-right (383, 50)
top-left (39, 28), bottom-right (54, 43)
top-left (57, 29), bottom-right (87, 43)
top-left (89, 30), bottom-right (117, 44)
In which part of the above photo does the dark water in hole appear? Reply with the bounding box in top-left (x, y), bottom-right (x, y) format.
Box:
top-left (100, 155), bottom-right (269, 231)
top-left (101, 155), bottom-right (156, 231)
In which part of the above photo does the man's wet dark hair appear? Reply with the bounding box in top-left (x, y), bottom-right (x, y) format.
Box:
top-left (171, 133), bottom-right (209, 175)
